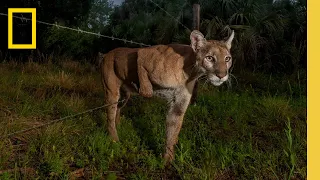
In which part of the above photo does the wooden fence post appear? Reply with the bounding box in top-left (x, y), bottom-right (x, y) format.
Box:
top-left (193, 4), bottom-right (200, 30)
top-left (190, 4), bottom-right (200, 105)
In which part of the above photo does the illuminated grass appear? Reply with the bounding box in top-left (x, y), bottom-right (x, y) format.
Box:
top-left (0, 61), bottom-right (306, 179)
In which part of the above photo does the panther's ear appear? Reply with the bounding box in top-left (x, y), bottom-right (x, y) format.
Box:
top-left (190, 30), bottom-right (206, 52)
top-left (225, 30), bottom-right (235, 50)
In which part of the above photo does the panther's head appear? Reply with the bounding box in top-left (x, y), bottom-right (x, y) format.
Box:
top-left (190, 30), bottom-right (235, 86)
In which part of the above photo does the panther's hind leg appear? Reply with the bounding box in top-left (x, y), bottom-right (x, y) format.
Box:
top-left (104, 87), bottom-right (121, 142)
top-left (115, 86), bottom-right (131, 125)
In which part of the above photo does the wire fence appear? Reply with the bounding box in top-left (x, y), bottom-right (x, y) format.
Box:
top-left (1, 100), bottom-right (125, 138)
top-left (0, 12), bottom-right (151, 47)
top-left (148, 0), bottom-right (191, 32)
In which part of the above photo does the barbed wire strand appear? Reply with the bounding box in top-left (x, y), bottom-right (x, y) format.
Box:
top-left (0, 12), bottom-right (151, 47)
top-left (148, 0), bottom-right (191, 32)
top-left (177, 0), bottom-right (189, 28)
top-left (1, 100), bottom-right (125, 138)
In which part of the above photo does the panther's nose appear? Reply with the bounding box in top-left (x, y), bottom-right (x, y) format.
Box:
top-left (215, 71), bottom-right (227, 79)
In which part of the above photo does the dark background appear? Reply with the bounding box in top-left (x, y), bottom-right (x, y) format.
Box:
top-left (12, 13), bottom-right (32, 44)
top-left (0, 0), bottom-right (306, 75)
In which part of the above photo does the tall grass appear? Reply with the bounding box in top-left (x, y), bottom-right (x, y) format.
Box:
top-left (0, 60), bottom-right (306, 179)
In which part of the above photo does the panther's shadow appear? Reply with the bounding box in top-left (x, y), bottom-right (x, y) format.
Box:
top-left (119, 96), bottom-right (167, 156)
top-left (86, 93), bottom-right (168, 156)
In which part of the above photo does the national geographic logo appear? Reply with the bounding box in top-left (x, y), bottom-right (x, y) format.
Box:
top-left (8, 8), bottom-right (36, 49)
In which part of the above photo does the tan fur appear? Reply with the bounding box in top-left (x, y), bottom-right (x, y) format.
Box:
top-left (101, 30), bottom-right (235, 165)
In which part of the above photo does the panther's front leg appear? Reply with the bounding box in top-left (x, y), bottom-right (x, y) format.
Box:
top-left (137, 66), bottom-right (153, 98)
top-left (163, 89), bottom-right (192, 164)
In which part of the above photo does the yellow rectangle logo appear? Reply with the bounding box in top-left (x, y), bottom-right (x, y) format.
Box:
top-left (8, 8), bottom-right (36, 49)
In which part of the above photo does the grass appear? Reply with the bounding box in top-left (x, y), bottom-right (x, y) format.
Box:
top-left (0, 60), bottom-right (306, 179)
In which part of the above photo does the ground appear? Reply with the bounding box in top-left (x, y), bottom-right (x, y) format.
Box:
top-left (0, 60), bottom-right (306, 179)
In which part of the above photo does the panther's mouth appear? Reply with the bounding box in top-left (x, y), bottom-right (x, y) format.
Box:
top-left (208, 74), bottom-right (228, 86)
top-left (210, 80), bottom-right (224, 86)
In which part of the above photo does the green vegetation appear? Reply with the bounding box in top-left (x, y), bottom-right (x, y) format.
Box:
top-left (0, 61), bottom-right (306, 179)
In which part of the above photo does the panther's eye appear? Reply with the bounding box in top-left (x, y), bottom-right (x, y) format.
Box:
top-left (205, 56), bottom-right (214, 62)
top-left (225, 56), bottom-right (232, 62)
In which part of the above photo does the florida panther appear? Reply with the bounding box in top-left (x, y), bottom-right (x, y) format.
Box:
top-left (100, 30), bottom-right (235, 164)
